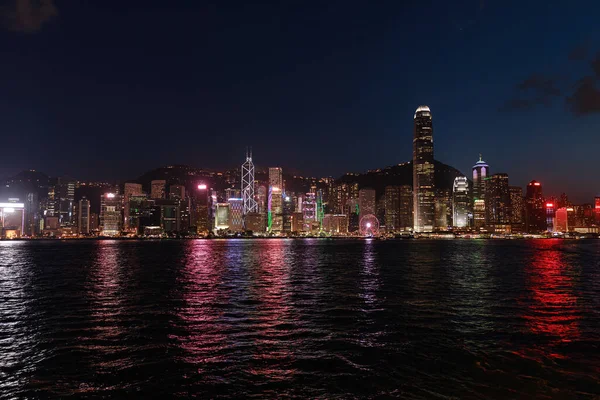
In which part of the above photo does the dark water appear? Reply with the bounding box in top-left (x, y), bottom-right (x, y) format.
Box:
top-left (1, 239), bottom-right (599, 399)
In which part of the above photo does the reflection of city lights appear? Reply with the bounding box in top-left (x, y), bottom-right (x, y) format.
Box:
top-left (198, 184), bottom-right (207, 190)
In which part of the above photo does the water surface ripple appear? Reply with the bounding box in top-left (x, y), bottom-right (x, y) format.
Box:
top-left (1, 239), bottom-right (599, 399)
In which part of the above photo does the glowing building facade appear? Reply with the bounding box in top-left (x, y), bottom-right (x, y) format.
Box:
top-left (452, 176), bottom-right (470, 228)
top-left (268, 167), bottom-right (283, 232)
top-left (100, 193), bottom-right (123, 236)
top-left (227, 198), bottom-right (244, 232)
top-left (472, 156), bottom-right (489, 229)
top-left (413, 105), bottom-right (435, 232)
top-left (509, 186), bottom-right (524, 231)
top-left (150, 180), bottom-right (166, 199)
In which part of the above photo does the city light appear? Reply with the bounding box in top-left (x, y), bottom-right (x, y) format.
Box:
top-left (0, 203), bottom-right (24, 208)
top-left (534, 182), bottom-right (541, 186)
top-left (546, 203), bottom-right (554, 207)
top-left (198, 184), bottom-right (207, 190)
top-left (3, 208), bottom-right (14, 213)
top-left (106, 193), bottom-right (115, 198)
top-left (366, 222), bottom-right (371, 228)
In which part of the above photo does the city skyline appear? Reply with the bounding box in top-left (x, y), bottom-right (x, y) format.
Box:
top-left (1, 2), bottom-right (600, 202)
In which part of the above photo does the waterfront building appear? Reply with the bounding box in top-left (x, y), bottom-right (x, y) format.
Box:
top-left (291, 212), bottom-right (304, 233)
top-left (384, 186), bottom-right (400, 231)
top-left (100, 193), bottom-right (123, 236)
top-left (227, 198), bottom-right (244, 232)
top-left (509, 186), bottom-right (524, 231)
top-left (241, 150), bottom-right (258, 215)
top-left (358, 188), bottom-right (376, 221)
top-left (214, 203), bottom-right (230, 232)
top-left (123, 182), bottom-right (143, 231)
top-left (302, 192), bottom-right (316, 232)
top-left (525, 180), bottom-right (545, 233)
top-left (452, 176), bottom-right (470, 228)
top-left (435, 188), bottom-right (453, 230)
top-left (399, 185), bottom-right (413, 231)
top-left (268, 168), bottom-right (283, 232)
top-left (192, 183), bottom-right (211, 234)
top-left (413, 105), bottom-right (435, 232)
top-left (78, 197), bottom-right (90, 235)
top-left (485, 173), bottom-right (511, 232)
top-left (322, 214), bottom-right (348, 234)
top-left (244, 212), bottom-right (265, 233)
top-left (472, 155), bottom-right (489, 230)
top-left (474, 199), bottom-right (485, 229)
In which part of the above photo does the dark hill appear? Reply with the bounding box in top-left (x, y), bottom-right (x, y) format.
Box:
top-left (337, 160), bottom-right (468, 197)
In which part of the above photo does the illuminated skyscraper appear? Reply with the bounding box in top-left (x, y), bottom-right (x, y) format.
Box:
top-left (123, 182), bottom-right (143, 230)
top-left (227, 198), bottom-right (244, 232)
top-left (150, 180), bottom-right (166, 199)
top-left (257, 185), bottom-right (267, 214)
top-left (56, 177), bottom-right (75, 226)
top-left (78, 197), bottom-right (90, 235)
top-left (302, 192), bottom-right (316, 232)
top-left (241, 149), bottom-right (258, 215)
top-left (268, 168), bottom-right (283, 232)
top-left (399, 185), bottom-right (413, 231)
top-left (595, 196), bottom-right (600, 225)
top-left (193, 183), bottom-right (210, 234)
top-left (452, 176), bottom-right (470, 228)
top-left (413, 105), bottom-right (435, 232)
top-left (358, 188), bottom-right (376, 221)
top-left (100, 193), bottom-right (123, 236)
top-left (435, 188), bottom-right (452, 229)
top-left (525, 180), bottom-right (545, 233)
top-left (384, 186), bottom-right (400, 231)
top-left (509, 186), bottom-right (524, 230)
top-left (485, 173), bottom-right (511, 232)
top-left (214, 203), bottom-right (230, 232)
top-left (472, 155), bottom-right (489, 230)
top-left (472, 155), bottom-right (489, 201)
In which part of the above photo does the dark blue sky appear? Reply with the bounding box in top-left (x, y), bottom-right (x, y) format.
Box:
top-left (1, 0), bottom-right (599, 201)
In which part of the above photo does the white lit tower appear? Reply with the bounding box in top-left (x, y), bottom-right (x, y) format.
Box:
top-left (241, 148), bottom-right (258, 215)
top-left (413, 105), bottom-right (435, 232)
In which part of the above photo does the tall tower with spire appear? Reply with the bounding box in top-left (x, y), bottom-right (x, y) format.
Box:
top-left (413, 105), bottom-right (435, 232)
top-left (241, 148), bottom-right (258, 216)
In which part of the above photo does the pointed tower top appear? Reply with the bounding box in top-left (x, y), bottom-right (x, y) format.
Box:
top-left (479, 153), bottom-right (482, 162)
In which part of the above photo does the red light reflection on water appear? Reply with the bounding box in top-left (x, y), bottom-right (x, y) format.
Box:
top-left (523, 241), bottom-right (580, 347)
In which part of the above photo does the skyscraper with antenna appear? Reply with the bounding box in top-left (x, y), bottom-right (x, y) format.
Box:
top-left (241, 148), bottom-right (258, 216)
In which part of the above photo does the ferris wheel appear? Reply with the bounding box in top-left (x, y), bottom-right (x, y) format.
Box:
top-left (359, 214), bottom-right (379, 236)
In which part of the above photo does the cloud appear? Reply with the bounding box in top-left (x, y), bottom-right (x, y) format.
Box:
top-left (499, 98), bottom-right (538, 112)
top-left (500, 74), bottom-right (561, 111)
top-left (568, 44), bottom-right (588, 61)
top-left (1, 0), bottom-right (58, 33)
top-left (591, 52), bottom-right (600, 78)
top-left (566, 76), bottom-right (600, 115)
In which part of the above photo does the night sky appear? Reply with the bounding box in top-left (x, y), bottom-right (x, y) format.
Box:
top-left (1, 0), bottom-right (599, 202)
